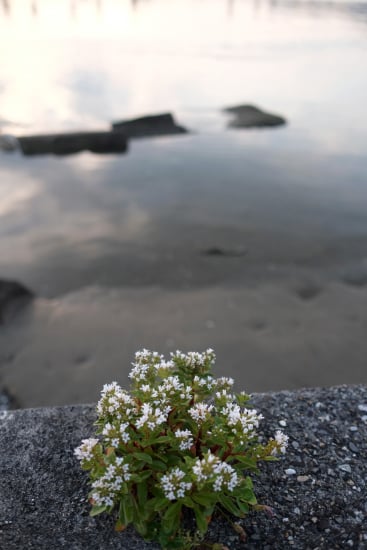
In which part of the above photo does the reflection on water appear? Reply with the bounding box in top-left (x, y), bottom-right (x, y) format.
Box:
top-left (0, 0), bottom-right (367, 297)
top-left (0, 0), bottom-right (366, 295)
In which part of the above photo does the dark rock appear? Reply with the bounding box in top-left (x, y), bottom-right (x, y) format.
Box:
top-left (0, 279), bottom-right (34, 322)
top-left (295, 283), bottom-right (322, 301)
top-left (342, 269), bottom-right (367, 288)
top-left (223, 104), bottom-right (286, 128)
top-left (0, 387), bottom-right (19, 411)
top-left (112, 113), bottom-right (188, 138)
top-left (18, 131), bottom-right (128, 156)
top-left (201, 246), bottom-right (247, 257)
top-left (0, 134), bottom-right (19, 152)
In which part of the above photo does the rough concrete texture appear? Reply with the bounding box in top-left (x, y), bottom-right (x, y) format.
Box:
top-left (1, 385), bottom-right (366, 549)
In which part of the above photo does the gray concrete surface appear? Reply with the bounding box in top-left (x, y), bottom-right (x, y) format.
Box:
top-left (1, 385), bottom-right (366, 549)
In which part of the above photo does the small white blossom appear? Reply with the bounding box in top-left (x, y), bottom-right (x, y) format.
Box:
top-left (188, 402), bottom-right (214, 423)
top-left (272, 430), bottom-right (289, 455)
top-left (97, 381), bottom-right (134, 417)
top-left (221, 403), bottom-right (263, 435)
top-left (90, 457), bottom-right (131, 507)
top-left (174, 429), bottom-right (194, 450)
top-left (212, 462), bottom-right (239, 492)
top-left (120, 422), bottom-right (130, 443)
top-left (215, 377), bottom-right (234, 388)
top-left (160, 468), bottom-right (192, 501)
top-left (192, 451), bottom-right (240, 492)
top-left (129, 363), bottom-right (150, 382)
top-left (136, 403), bottom-right (169, 430)
top-left (74, 438), bottom-right (99, 462)
top-left (154, 360), bottom-right (175, 373)
top-left (91, 457), bottom-right (131, 506)
top-left (171, 349), bottom-right (216, 368)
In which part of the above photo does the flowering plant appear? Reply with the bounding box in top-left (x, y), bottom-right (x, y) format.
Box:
top-left (75, 349), bottom-right (287, 549)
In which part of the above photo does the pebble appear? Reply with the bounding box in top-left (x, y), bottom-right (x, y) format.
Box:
top-left (279, 420), bottom-right (287, 427)
top-left (348, 442), bottom-right (358, 453)
top-left (357, 404), bottom-right (367, 412)
top-left (339, 464), bottom-right (352, 473)
top-left (285, 468), bottom-right (296, 476)
top-left (297, 475), bottom-right (309, 482)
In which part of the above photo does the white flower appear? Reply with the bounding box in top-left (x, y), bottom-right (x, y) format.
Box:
top-left (272, 430), bottom-right (289, 455)
top-left (120, 422), bottom-right (130, 443)
top-left (192, 452), bottom-right (240, 492)
top-left (74, 438), bottom-right (99, 462)
top-left (221, 403), bottom-right (263, 436)
top-left (188, 402), bottom-right (214, 423)
top-left (90, 457), bottom-right (131, 507)
top-left (171, 348), bottom-right (216, 368)
top-left (215, 377), bottom-right (234, 388)
top-left (154, 360), bottom-right (175, 373)
top-left (192, 451), bottom-right (218, 482)
top-left (212, 461), bottom-right (239, 492)
top-left (129, 363), bottom-right (150, 382)
top-left (136, 403), bottom-right (169, 430)
top-left (174, 429), bottom-right (194, 450)
top-left (97, 381), bottom-right (134, 417)
top-left (160, 468), bottom-right (192, 501)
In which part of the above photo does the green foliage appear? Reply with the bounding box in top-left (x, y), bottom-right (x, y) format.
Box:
top-left (75, 349), bottom-right (288, 549)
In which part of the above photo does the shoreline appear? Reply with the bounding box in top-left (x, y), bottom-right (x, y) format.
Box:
top-left (1, 260), bottom-right (367, 408)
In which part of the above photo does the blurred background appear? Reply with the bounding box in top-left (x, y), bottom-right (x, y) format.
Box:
top-left (0, 0), bottom-right (367, 408)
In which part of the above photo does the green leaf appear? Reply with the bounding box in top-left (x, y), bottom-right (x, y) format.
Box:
top-left (134, 469), bottom-right (152, 482)
top-left (194, 507), bottom-right (208, 534)
top-left (137, 480), bottom-right (148, 510)
top-left (166, 454), bottom-right (182, 467)
top-left (232, 455), bottom-right (258, 471)
top-left (237, 500), bottom-right (249, 514)
top-left (148, 496), bottom-right (168, 512)
top-left (133, 452), bottom-right (153, 464)
top-left (244, 476), bottom-right (253, 489)
top-left (219, 495), bottom-right (242, 517)
top-left (181, 496), bottom-right (195, 508)
top-left (192, 494), bottom-right (214, 507)
top-left (151, 459), bottom-right (167, 472)
top-left (163, 501), bottom-right (182, 535)
top-left (163, 501), bottom-right (182, 523)
top-left (152, 435), bottom-right (171, 444)
top-left (241, 488), bottom-right (257, 505)
top-left (119, 497), bottom-right (134, 525)
top-left (90, 504), bottom-right (107, 517)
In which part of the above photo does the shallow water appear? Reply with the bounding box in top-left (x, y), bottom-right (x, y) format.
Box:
top-left (1, 0), bottom-right (367, 404)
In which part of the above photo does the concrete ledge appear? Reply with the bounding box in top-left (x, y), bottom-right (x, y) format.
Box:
top-left (1, 385), bottom-right (366, 549)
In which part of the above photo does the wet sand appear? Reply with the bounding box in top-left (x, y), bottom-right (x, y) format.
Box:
top-left (2, 251), bottom-right (367, 408)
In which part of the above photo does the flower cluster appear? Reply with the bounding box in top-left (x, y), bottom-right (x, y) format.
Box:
top-left (174, 429), bottom-right (194, 451)
top-left (160, 468), bottom-right (193, 501)
top-left (74, 438), bottom-right (99, 464)
top-left (75, 348), bottom-right (288, 549)
top-left (90, 456), bottom-right (131, 508)
top-left (192, 451), bottom-right (239, 492)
